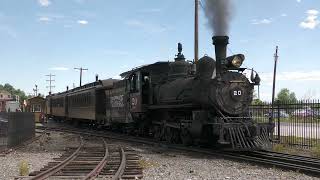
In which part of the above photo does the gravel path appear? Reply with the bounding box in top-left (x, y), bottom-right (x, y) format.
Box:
top-left (1, 125), bottom-right (319, 180)
top-left (0, 131), bottom-right (79, 180)
top-left (141, 152), bottom-right (319, 180)
top-left (0, 151), bottom-right (60, 180)
top-left (111, 141), bottom-right (320, 180)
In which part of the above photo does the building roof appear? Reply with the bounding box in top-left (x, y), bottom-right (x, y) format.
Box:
top-left (27, 96), bottom-right (45, 103)
top-left (0, 90), bottom-right (10, 95)
top-left (0, 90), bottom-right (12, 101)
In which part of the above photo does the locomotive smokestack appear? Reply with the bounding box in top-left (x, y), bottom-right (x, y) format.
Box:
top-left (212, 36), bottom-right (229, 76)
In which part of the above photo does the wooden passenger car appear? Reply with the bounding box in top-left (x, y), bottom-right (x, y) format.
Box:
top-left (50, 93), bottom-right (66, 119)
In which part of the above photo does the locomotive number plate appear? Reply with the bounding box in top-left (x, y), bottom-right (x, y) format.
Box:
top-left (233, 90), bottom-right (242, 96)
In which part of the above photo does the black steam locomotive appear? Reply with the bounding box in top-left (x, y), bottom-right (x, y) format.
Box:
top-left (46, 36), bottom-right (273, 150)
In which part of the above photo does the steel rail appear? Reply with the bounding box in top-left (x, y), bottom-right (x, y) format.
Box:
top-left (224, 152), bottom-right (320, 176)
top-left (38, 126), bottom-right (320, 177)
top-left (29, 136), bottom-right (84, 180)
top-left (112, 147), bottom-right (126, 180)
top-left (83, 138), bottom-right (109, 180)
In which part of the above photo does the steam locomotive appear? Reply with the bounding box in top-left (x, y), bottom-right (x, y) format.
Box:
top-left (46, 36), bottom-right (273, 150)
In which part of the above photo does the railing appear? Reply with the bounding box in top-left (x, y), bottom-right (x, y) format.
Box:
top-left (250, 100), bottom-right (320, 148)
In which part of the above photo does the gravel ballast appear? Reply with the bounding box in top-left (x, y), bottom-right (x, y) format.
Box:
top-left (112, 141), bottom-right (320, 180)
top-left (0, 131), bottom-right (78, 179)
top-left (1, 127), bottom-right (319, 180)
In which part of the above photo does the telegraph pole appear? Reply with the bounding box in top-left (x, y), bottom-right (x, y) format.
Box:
top-left (33, 85), bottom-right (38, 96)
top-left (271, 46), bottom-right (279, 129)
top-left (46, 74), bottom-right (55, 94)
top-left (194, 0), bottom-right (199, 63)
top-left (74, 67), bottom-right (88, 87)
top-left (271, 46), bottom-right (278, 107)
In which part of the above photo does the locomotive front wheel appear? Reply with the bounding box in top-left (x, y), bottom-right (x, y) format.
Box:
top-left (165, 127), bottom-right (172, 143)
top-left (153, 125), bottom-right (161, 141)
top-left (180, 129), bottom-right (193, 146)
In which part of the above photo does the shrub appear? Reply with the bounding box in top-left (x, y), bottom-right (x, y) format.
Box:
top-left (19, 160), bottom-right (29, 176)
top-left (311, 144), bottom-right (320, 158)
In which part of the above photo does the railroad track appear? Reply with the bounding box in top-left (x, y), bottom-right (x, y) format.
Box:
top-left (36, 125), bottom-right (320, 177)
top-left (15, 135), bottom-right (143, 180)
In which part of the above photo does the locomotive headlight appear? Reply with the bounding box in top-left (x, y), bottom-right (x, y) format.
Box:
top-left (231, 56), bottom-right (243, 68)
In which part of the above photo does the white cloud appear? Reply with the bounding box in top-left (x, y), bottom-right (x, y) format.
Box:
top-left (125, 20), bottom-right (144, 27)
top-left (251, 18), bottom-right (272, 25)
top-left (104, 50), bottom-right (129, 56)
top-left (297, 0), bottom-right (301, 2)
top-left (77, 20), bottom-right (88, 25)
top-left (281, 13), bottom-right (288, 17)
top-left (63, 25), bottom-right (72, 28)
top-left (0, 25), bottom-right (17, 38)
top-left (36, 13), bottom-right (65, 22)
top-left (260, 70), bottom-right (320, 85)
top-left (38, 16), bottom-right (51, 22)
top-left (140, 8), bottom-right (161, 13)
top-left (300, 9), bottom-right (319, 29)
top-left (125, 19), bottom-right (168, 33)
top-left (49, 67), bottom-right (69, 71)
top-left (38, 0), bottom-right (51, 7)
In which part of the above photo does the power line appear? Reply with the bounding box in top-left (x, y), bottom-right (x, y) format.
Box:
top-left (74, 67), bottom-right (88, 87)
top-left (46, 74), bottom-right (56, 94)
top-left (194, 0), bottom-right (199, 63)
top-left (33, 84), bottom-right (38, 97)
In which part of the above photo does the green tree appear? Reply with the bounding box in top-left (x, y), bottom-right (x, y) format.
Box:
top-left (276, 88), bottom-right (297, 103)
top-left (252, 89), bottom-right (264, 105)
top-left (0, 83), bottom-right (28, 102)
top-left (252, 98), bottom-right (264, 105)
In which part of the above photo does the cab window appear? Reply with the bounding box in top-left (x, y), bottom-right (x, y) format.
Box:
top-left (130, 73), bottom-right (139, 92)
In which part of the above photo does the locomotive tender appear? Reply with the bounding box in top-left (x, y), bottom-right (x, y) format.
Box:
top-left (47, 36), bottom-right (273, 150)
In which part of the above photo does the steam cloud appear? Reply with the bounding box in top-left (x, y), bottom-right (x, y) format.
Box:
top-left (204, 0), bottom-right (233, 36)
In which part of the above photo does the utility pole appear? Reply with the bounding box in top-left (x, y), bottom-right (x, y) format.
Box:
top-left (194, 0), bottom-right (199, 63)
top-left (46, 74), bottom-right (55, 94)
top-left (271, 46), bottom-right (279, 133)
top-left (271, 46), bottom-right (278, 107)
top-left (74, 67), bottom-right (88, 87)
top-left (33, 85), bottom-right (38, 97)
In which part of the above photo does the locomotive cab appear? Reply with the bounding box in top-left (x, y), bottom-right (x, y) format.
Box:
top-left (127, 71), bottom-right (151, 113)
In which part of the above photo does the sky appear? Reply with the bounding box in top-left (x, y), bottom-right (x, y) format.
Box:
top-left (0, 0), bottom-right (320, 101)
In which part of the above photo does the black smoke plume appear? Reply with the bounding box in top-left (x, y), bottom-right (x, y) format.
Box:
top-left (204, 0), bottom-right (233, 36)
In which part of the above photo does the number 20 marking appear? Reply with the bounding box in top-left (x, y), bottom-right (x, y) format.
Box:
top-left (234, 91), bottom-right (242, 96)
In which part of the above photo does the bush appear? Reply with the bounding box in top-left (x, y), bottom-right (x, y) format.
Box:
top-left (19, 160), bottom-right (29, 176)
top-left (273, 144), bottom-right (286, 152)
top-left (311, 145), bottom-right (320, 158)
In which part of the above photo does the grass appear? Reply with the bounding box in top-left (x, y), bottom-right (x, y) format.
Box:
top-left (311, 145), bottom-right (320, 158)
top-left (252, 115), bottom-right (320, 123)
top-left (18, 160), bottom-right (29, 176)
top-left (273, 144), bottom-right (286, 152)
top-left (138, 159), bottom-right (159, 169)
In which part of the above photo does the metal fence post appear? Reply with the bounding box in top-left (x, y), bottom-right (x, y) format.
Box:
top-left (277, 103), bottom-right (280, 141)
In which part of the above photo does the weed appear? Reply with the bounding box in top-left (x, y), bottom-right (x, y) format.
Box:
top-left (18, 160), bottom-right (29, 176)
top-left (138, 159), bottom-right (158, 169)
top-left (311, 144), bottom-right (320, 158)
top-left (273, 144), bottom-right (286, 152)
